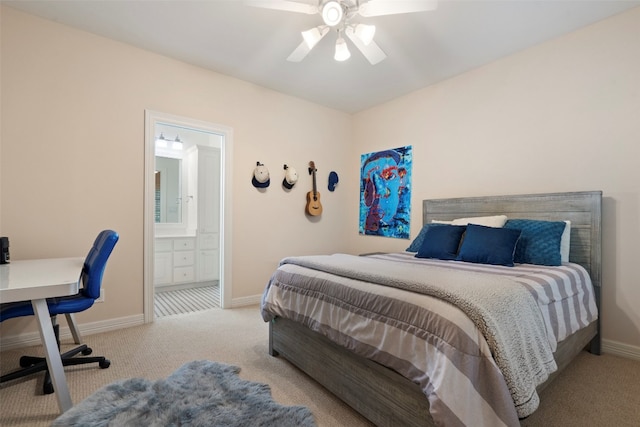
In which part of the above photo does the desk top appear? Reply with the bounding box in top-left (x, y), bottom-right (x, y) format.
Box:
top-left (0, 257), bottom-right (84, 303)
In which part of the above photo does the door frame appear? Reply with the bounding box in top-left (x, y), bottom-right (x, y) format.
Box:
top-left (143, 110), bottom-right (233, 322)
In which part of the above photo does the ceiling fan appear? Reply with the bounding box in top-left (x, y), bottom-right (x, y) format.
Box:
top-left (247, 0), bottom-right (438, 65)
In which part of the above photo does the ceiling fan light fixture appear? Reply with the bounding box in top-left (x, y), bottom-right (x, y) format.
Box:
top-left (302, 26), bottom-right (329, 49)
top-left (334, 37), bottom-right (350, 61)
top-left (354, 23), bottom-right (376, 45)
top-left (322, 1), bottom-right (344, 26)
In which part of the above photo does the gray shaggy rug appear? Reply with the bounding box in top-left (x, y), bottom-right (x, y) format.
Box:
top-left (52, 360), bottom-right (316, 427)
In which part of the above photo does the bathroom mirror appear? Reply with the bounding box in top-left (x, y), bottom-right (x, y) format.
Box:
top-left (155, 156), bottom-right (182, 223)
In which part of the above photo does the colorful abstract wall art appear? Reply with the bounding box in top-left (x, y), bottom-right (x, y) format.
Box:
top-left (359, 146), bottom-right (412, 238)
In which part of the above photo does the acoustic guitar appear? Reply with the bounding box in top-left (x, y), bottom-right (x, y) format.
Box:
top-left (305, 161), bottom-right (323, 216)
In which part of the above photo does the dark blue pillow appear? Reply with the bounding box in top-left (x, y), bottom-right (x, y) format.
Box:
top-left (415, 225), bottom-right (466, 260)
top-left (406, 224), bottom-right (431, 252)
top-left (456, 224), bottom-right (522, 266)
top-left (504, 219), bottom-right (567, 266)
top-left (406, 224), bottom-right (448, 252)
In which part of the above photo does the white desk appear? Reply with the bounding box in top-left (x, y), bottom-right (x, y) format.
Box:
top-left (0, 257), bottom-right (84, 413)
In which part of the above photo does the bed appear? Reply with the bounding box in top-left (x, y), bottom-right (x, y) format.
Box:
top-left (261, 191), bottom-right (602, 426)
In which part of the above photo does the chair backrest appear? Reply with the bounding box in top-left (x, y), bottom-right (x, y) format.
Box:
top-left (81, 230), bottom-right (119, 300)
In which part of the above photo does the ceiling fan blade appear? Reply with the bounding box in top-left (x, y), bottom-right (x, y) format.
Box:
top-left (287, 26), bottom-right (329, 62)
top-left (345, 26), bottom-right (386, 65)
top-left (358, 0), bottom-right (438, 17)
top-left (287, 40), bottom-right (312, 62)
top-left (245, 0), bottom-right (319, 15)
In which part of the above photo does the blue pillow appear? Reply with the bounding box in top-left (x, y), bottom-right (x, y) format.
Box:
top-left (406, 224), bottom-right (431, 252)
top-left (456, 224), bottom-right (522, 267)
top-left (406, 224), bottom-right (448, 252)
top-left (415, 225), bottom-right (466, 260)
top-left (504, 219), bottom-right (567, 266)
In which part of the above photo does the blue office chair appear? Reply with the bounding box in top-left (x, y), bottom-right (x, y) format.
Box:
top-left (0, 230), bottom-right (119, 394)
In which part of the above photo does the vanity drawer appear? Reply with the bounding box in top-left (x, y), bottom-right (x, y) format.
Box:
top-left (173, 251), bottom-right (195, 267)
top-left (173, 266), bottom-right (195, 283)
top-left (174, 238), bottom-right (195, 251)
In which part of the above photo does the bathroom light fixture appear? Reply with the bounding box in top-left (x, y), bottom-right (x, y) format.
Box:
top-left (172, 135), bottom-right (183, 150)
top-left (156, 133), bottom-right (168, 148)
top-left (155, 133), bottom-right (183, 150)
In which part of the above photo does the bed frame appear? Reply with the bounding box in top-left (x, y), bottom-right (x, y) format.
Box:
top-left (269, 191), bottom-right (602, 426)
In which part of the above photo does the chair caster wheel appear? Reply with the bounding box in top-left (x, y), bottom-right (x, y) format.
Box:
top-left (82, 347), bottom-right (93, 356)
top-left (99, 359), bottom-right (111, 369)
top-left (43, 383), bottom-right (54, 395)
top-left (19, 356), bottom-right (38, 368)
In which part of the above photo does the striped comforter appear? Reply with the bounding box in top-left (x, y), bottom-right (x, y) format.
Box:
top-left (261, 252), bottom-right (598, 427)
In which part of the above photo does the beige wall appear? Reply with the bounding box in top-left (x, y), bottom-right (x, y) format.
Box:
top-left (2, 5), bottom-right (638, 353)
top-left (0, 6), bottom-right (351, 334)
top-left (349, 8), bottom-right (640, 350)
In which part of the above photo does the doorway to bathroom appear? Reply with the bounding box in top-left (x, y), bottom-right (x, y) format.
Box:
top-left (143, 110), bottom-right (233, 322)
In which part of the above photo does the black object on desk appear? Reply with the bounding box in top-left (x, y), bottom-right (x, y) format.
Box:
top-left (0, 237), bottom-right (9, 264)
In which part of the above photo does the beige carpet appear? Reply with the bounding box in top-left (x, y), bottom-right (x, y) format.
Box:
top-left (1, 306), bottom-right (639, 426)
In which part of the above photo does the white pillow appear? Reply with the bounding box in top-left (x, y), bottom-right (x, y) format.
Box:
top-left (561, 220), bottom-right (571, 263)
top-left (432, 215), bottom-right (508, 228)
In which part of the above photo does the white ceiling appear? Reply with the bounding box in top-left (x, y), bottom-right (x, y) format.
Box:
top-left (5, 0), bottom-right (639, 113)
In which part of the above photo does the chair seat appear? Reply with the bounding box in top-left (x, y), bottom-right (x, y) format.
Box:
top-left (0, 302), bottom-right (34, 322)
top-left (1, 296), bottom-right (94, 323)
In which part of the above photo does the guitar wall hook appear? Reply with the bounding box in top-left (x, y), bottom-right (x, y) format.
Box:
top-left (305, 161), bottom-right (323, 216)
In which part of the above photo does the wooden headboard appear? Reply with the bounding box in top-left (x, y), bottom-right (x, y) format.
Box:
top-left (423, 191), bottom-right (602, 290)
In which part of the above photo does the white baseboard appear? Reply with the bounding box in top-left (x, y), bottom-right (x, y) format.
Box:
top-left (602, 339), bottom-right (640, 361)
top-left (0, 314), bottom-right (145, 352)
top-left (231, 294), bottom-right (262, 308)
top-left (0, 297), bottom-right (261, 351)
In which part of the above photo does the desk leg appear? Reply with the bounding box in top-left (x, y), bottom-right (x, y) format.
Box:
top-left (31, 299), bottom-right (73, 413)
